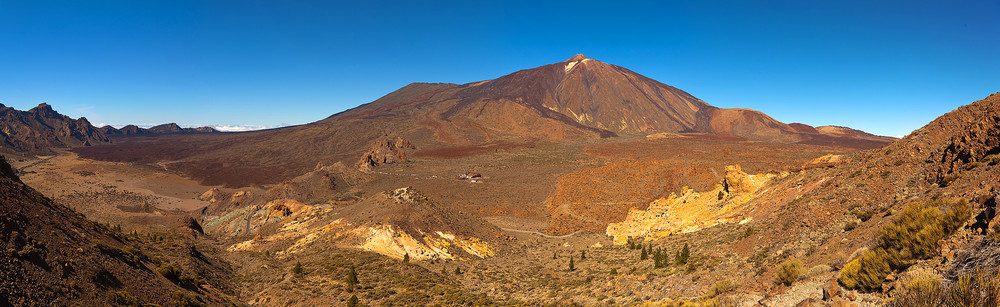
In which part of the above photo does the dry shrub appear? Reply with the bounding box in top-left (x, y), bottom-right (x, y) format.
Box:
top-left (774, 259), bottom-right (804, 286)
top-left (940, 173), bottom-right (961, 187)
top-left (891, 272), bottom-right (944, 306)
top-left (892, 267), bottom-right (1000, 306)
top-left (880, 200), bottom-right (968, 260)
top-left (703, 279), bottom-right (739, 298)
top-left (106, 290), bottom-right (138, 306)
top-left (840, 200), bottom-right (970, 292)
top-left (944, 268), bottom-right (1000, 307)
top-left (807, 264), bottom-right (832, 277)
top-left (990, 221), bottom-right (1000, 243)
top-left (839, 247), bottom-right (899, 291)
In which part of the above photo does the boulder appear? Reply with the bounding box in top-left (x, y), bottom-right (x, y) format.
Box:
top-left (822, 279), bottom-right (841, 300)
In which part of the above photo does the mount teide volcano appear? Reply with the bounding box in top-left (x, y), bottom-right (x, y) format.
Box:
top-left (333, 54), bottom-right (890, 144)
top-left (76, 55), bottom-right (892, 186)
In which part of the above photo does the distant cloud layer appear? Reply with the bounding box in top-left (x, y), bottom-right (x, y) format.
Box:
top-left (213, 125), bottom-right (275, 132)
top-left (96, 123), bottom-right (282, 132)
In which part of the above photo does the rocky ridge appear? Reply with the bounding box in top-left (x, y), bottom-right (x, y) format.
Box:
top-left (0, 103), bottom-right (109, 153)
top-left (99, 123), bottom-right (217, 136)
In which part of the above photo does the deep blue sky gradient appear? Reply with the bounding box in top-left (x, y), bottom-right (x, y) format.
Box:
top-left (1, 1), bottom-right (998, 136)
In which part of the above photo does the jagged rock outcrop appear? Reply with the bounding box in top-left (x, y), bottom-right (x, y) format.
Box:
top-left (0, 103), bottom-right (109, 153)
top-left (723, 165), bottom-right (771, 194)
top-left (607, 165), bottom-right (778, 244)
top-left (357, 136), bottom-right (416, 172)
top-left (0, 156), bottom-right (20, 183)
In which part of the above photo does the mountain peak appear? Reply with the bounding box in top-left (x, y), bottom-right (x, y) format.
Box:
top-left (566, 54), bottom-right (589, 62)
top-left (31, 103), bottom-right (54, 112)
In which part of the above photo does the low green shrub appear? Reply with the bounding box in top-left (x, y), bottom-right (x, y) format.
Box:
top-left (939, 173), bottom-right (960, 187)
top-left (170, 291), bottom-right (203, 307)
top-left (774, 259), bottom-right (804, 286)
top-left (158, 263), bottom-right (182, 282)
top-left (107, 290), bottom-right (139, 306)
top-left (840, 200), bottom-right (969, 292)
top-left (704, 279), bottom-right (738, 298)
top-left (839, 249), bottom-right (897, 291)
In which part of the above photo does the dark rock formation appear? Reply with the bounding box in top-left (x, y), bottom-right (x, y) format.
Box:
top-left (357, 136), bottom-right (416, 172)
top-left (0, 103), bottom-right (110, 153)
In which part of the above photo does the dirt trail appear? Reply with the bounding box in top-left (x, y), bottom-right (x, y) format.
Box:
top-left (499, 227), bottom-right (584, 239)
top-left (555, 199), bottom-right (650, 225)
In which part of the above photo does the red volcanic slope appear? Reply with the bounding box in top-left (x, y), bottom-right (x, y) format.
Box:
top-left (75, 55), bottom-right (894, 186)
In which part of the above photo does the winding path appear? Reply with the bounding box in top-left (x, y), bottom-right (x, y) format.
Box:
top-left (498, 227), bottom-right (585, 239)
top-left (555, 199), bottom-right (651, 225)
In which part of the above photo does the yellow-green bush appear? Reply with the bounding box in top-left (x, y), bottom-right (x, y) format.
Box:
top-left (840, 200), bottom-right (969, 292)
top-left (990, 221), bottom-right (1000, 242)
top-left (107, 290), bottom-right (139, 306)
top-left (939, 173), bottom-right (960, 187)
top-left (703, 279), bottom-right (739, 298)
top-left (879, 199), bottom-right (968, 260)
top-left (774, 259), bottom-right (804, 286)
top-left (839, 249), bottom-right (896, 291)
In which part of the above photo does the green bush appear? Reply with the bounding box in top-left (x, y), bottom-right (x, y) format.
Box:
top-left (839, 199), bottom-right (968, 292)
top-left (107, 290), bottom-right (139, 306)
top-left (170, 291), bottom-right (203, 307)
top-left (839, 249), bottom-right (897, 291)
top-left (850, 206), bottom-right (876, 222)
top-left (774, 259), bottom-right (804, 286)
top-left (880, 200), bottom-right (968, 260)
top-left (844, 221), bottom-right (858, 231)
top-left (704, 279), bottom-right (739, 298)
top-left (158, 263), bottom-right (182, 282)
top-left (939, 173), bottom-right (960, 187)
top-left (990, 221), bottom-right (1000, 243)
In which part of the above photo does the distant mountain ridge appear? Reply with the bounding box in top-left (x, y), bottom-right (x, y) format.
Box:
top-left (0, 103), bottom-right (219, 154)
top-left (98, 123), bottom-right (217, 137)
top-left (0, 103), bottom-right (109, 154)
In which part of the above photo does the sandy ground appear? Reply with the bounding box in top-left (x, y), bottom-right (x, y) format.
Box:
top-left (10, 150), bottom-right (225, 228)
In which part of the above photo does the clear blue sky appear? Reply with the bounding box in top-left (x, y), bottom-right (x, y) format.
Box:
top-left (1, 1), bottom-right (997, 136)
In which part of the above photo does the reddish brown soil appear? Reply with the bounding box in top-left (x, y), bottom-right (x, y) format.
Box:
top-left (413, 141), bottom-right (536, 159)
top-left (539, 136), bottom-right (862, 234)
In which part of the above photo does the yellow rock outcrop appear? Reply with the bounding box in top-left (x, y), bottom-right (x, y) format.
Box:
top-left (607, 165), bottom-right (776, 244)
